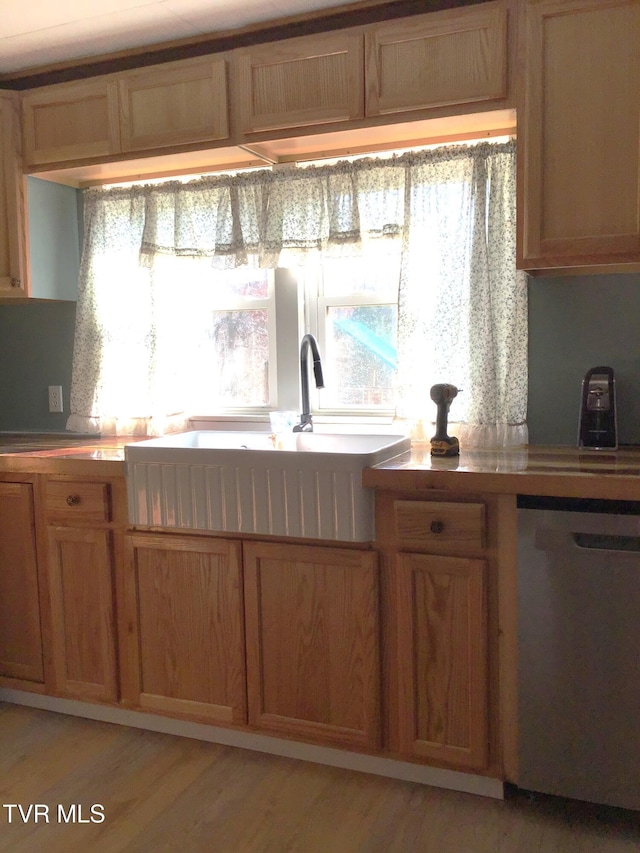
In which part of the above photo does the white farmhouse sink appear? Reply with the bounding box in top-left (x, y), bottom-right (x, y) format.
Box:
top-left (125, 430), bottom-right (410, 541)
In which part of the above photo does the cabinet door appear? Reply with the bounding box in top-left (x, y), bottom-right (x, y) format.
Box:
top-left (0, 482), bottom-right (43, 683)
top-left (365, 2), bottom-right (508, 117)
top-left (48, 526), bottom-right (118, 702)
top-left (122, 533), bottom-right (246, 725)
top-left (22, 78), bottom-right (120, 167)
top-left (0, 94), bottom-right (28, 298)
top-left (243, 541), bottom-right (380, 749)
top-left (395, 553), bottom-right (488, 770)
top-left (234, 30), bottom-right (364, 135)
top-left (119, 57), bottom-right (230, 153)
top-left (519, 0), bottom-right (640, 270)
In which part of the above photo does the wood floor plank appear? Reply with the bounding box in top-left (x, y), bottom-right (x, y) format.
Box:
top-left (0, 703), bottom-right (639, 853)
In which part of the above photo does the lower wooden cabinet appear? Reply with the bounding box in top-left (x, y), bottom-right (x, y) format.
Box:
top-left (375, 492), bottom-right (494, 772)
top-left (42, 475), bottom-right (127, 703)
top-left (121, 532), bottom-right (247, 725)
top-left (2, 467), bottom-right (500, 777)
top-left (121, 534), bottom-right (380, 749)
top-left (395, 552), bottom-right (488, 770)
top-left (243, 540), bottom-right (380, 750)
top-left (47, 526), bottom-right (118, 702)
top-left (0, 481), bottom-right (44, 683)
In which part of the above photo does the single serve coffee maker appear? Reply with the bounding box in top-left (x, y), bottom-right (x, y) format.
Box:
top-left (578, 365), bottom-right (618, 449)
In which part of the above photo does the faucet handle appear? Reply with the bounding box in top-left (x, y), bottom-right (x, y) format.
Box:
top-left (293, 414), bottom-right (313, 432)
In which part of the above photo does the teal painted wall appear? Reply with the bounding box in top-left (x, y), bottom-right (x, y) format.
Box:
top-left (27, 176), bottom-right (81, 301)
top-left (527, 273), bottom-right (640, 446)
top-left (0, 301), bottom-right (76, 431)
top-left (0, 177), bottom-right (80, 432)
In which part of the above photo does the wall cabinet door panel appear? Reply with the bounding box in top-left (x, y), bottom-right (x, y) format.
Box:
top-left (119, 58), bottom-right (230, 152)
top-left (234, 31), bottom-right (364, 135)
top-left (122, 533), bottom-right (246, 725)
top-left (243, 540), bottom-right (380, 749)
top-left (365, 2), bottom-right (508, 117)
top-left (0, 482), bottom-right (43, 683)
top-left (0, 94), bottom-right (28, 298)
top-left (396, 552), bottom-right (489, 770)
top-left (519, 0), bottom-right (640, 270)
top-left (23, 78), bottom-right (120, 167)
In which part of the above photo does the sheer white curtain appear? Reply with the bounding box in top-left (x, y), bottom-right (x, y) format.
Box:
top-left (66, 193), bottom-right (203, 434)
top-left (67, 141), bottom-right (527, 442)
top-left (395, 143), bottom-right (527, 446)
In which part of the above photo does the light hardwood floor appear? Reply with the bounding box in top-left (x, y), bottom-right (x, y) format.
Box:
top-left (0, 702), bottom-right (638, 853)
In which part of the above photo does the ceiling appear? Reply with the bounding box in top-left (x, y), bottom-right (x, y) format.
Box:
top-left (0, 0), bottom-right (359, 74)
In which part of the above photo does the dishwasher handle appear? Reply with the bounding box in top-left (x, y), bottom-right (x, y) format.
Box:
top-left (532, 526), bottom-right (640, 553)
top-left (573, 532), bottom-right (640, 552)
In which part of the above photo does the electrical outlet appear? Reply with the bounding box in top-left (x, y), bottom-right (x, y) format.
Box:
top-left (48, 385), bottom-right (63, 413)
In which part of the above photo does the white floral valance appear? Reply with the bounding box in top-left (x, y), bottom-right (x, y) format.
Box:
top-left (85, 145), bottom-right (514, 268)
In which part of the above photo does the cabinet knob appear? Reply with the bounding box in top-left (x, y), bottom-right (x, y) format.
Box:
top-left (66, 494), bottom-right (81, 506)
top-left (10, 278), bottom-right (21, 288)
top-left (430, 520), bottom-right (444, 534)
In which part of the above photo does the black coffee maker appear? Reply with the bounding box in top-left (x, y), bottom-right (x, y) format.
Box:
top-left (578, 366), bottom-right (618, 449)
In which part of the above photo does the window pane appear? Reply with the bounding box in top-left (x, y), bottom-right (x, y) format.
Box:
top-left (321, 242), bottom-right (400, 299)
top-left (214, 267), bottom-right (269, 300)
top-left (324, 305), bottom-right (397, 408)
top-left (208, 309), bottom-right (270, 406)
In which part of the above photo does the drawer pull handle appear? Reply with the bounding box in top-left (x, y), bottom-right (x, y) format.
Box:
top-left (66, 494), bottom-right (81, 506)
top-left (430, 520), bottom-right (444, 534)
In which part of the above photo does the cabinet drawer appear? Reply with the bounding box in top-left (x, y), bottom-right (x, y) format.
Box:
top-left (44, 481), bottom-right (111, 523)
top-left (394, 500), bottom-right (485, 550)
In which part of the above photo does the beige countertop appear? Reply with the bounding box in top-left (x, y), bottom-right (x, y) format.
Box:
top-left (2, 434), bottom-right (640, 500)
top-left (0, 433), bottom-right (137, 475)
top-left (363, 444), bottom-right (640, 501)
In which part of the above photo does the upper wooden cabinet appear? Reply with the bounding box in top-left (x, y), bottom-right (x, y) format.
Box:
top-left (519, 0), bottom-right (640, 271)
top-left (118, 57), bottom-right (229, 153)
top-left (16, 4), bottom-right (513, 175)
top-left (233, 30), bottom-right (364, 136)
top-left (23, 78), bottom-right (120, 167)
top-left (365, 1), bottom-right (508, 117)
top-left (0, 93), bottom-right (29, 299)
top-left (22, 56), bottom-right (231, 168)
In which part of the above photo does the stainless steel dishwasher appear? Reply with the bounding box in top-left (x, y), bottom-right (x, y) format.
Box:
top-left (517, 496), bottom-right (640, 810)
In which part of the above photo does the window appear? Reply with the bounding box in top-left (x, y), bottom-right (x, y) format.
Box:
top-left (306, 242), bottom-right (401, 413)
top-left (193, 265), bottom-right (275, 410)
top-left (151, 238), bottom-right (403, 418)
top-left (68, 140), bottom-right (526, 445)
top-left (190, 253), bottom-right (401, 417)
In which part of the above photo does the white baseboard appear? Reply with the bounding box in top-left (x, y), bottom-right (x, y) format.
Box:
top-left (0, 688), bottom-right (504, 801)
